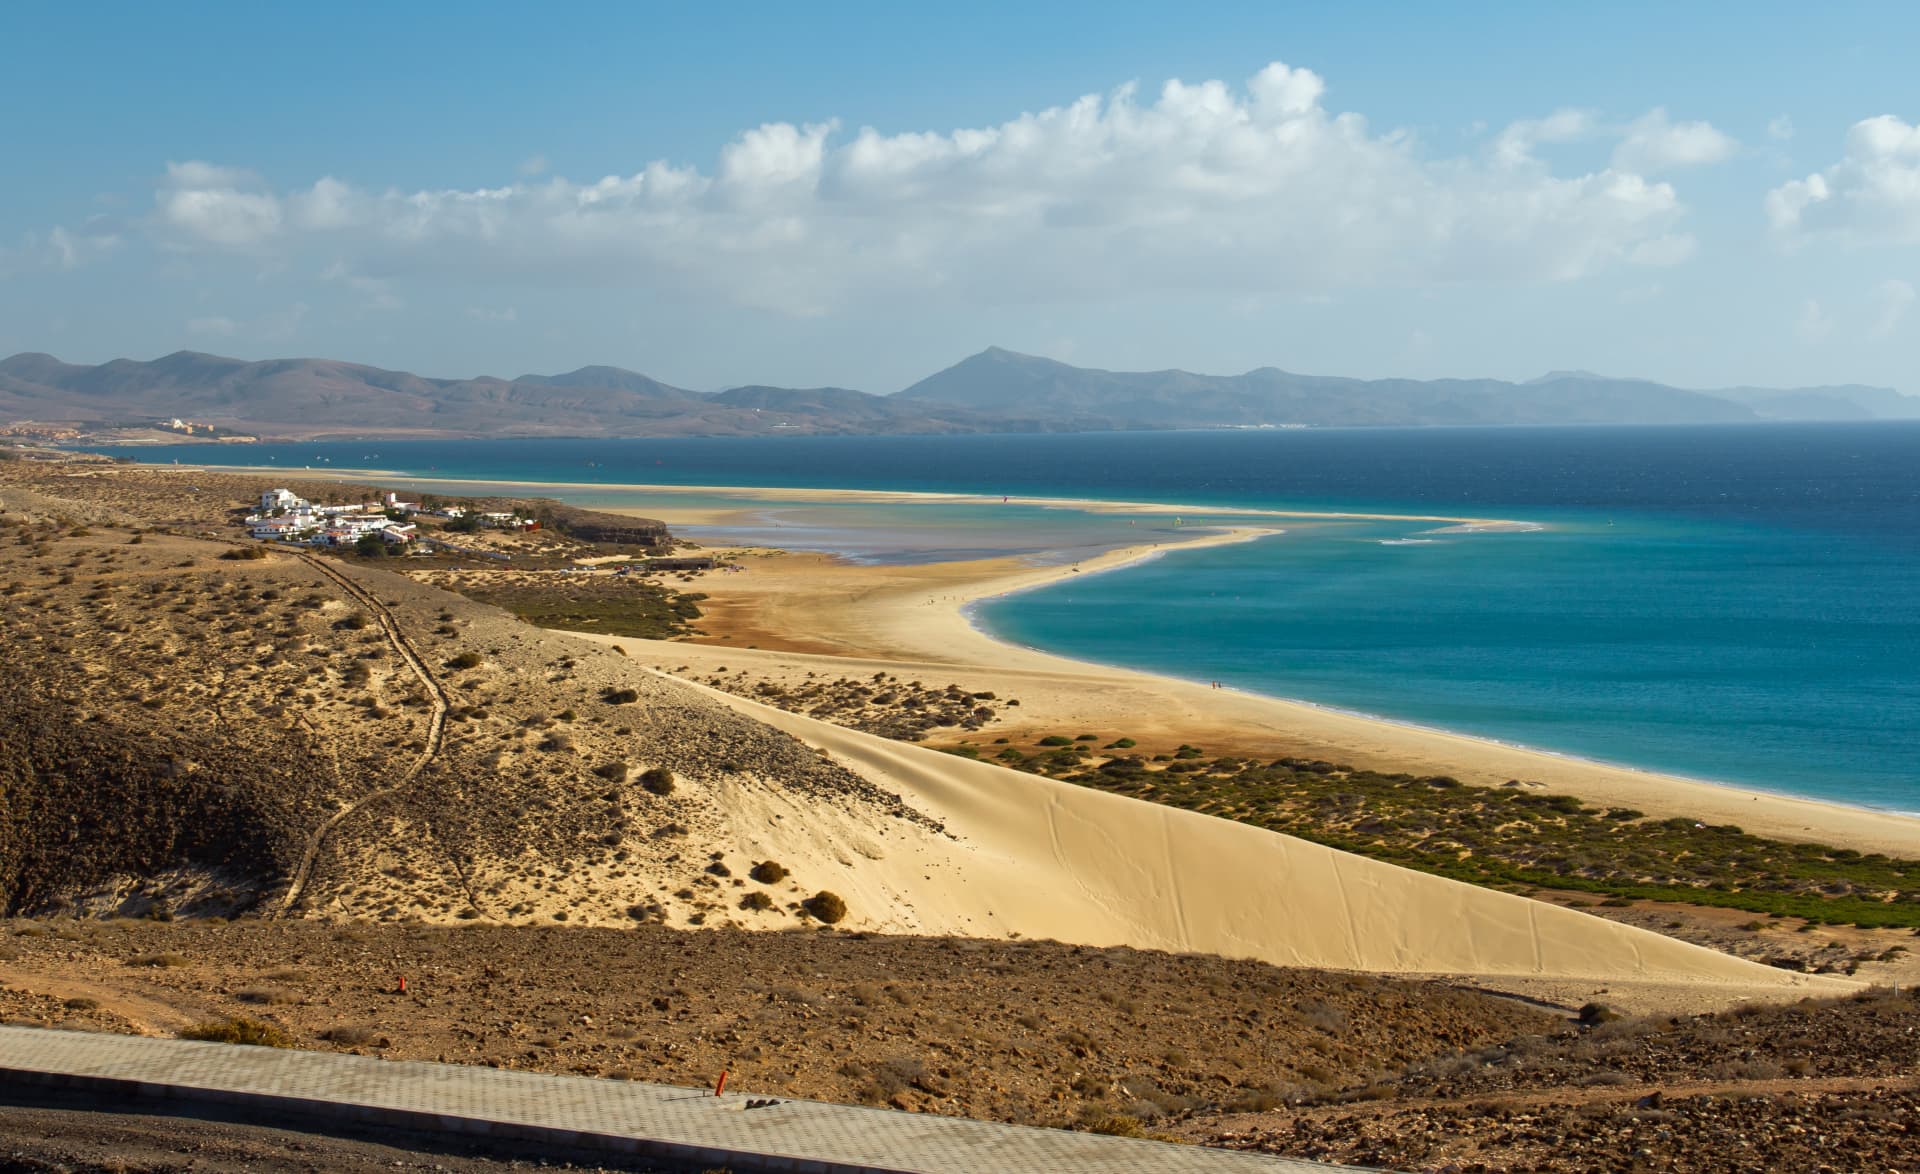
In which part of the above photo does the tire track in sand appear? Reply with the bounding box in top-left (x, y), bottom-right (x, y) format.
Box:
top-left (275, 555), bottom-right (449, 913)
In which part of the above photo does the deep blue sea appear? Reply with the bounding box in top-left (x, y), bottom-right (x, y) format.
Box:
top-left (88, 424), bottom-right (1920, 810)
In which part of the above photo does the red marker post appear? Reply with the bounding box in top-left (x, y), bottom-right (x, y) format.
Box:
top-left (714, 1070), bottom-right (729, 1097)
top-left (396, 975), bottom-right (407, 994)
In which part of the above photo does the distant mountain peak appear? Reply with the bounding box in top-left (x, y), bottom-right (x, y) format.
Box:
top-left (1527, 369), bottom-right (1612, 384)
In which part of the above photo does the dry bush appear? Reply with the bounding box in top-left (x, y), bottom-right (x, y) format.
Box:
top-left (127, 953), bottom-right (190, 968)
top-left (319, 1023), bottom-right (386, 1046)
top-left (181, 1017), bottom-right (295, 1047)
top-left (803, 891), bottom-right (848, 924)
top-left (234, 986), bottom-right (296, 1005)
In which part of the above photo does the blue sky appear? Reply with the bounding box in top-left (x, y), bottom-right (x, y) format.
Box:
top-left (3, 1), bottom-right (1917, 392)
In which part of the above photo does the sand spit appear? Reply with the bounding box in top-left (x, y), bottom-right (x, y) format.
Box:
top-left (574, 632), bottom-right (1845, 1003)
top-left (162, 465), bottom-right (1525, 528)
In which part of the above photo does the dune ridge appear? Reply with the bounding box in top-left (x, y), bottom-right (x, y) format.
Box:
top-left (578, 634), bottom-right (1844, 999)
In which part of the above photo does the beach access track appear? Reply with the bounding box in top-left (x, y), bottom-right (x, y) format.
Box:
top-left (275, 553), bottom-right (452, 914)
top-left (0, 1026), bottom-right (1348, 1173)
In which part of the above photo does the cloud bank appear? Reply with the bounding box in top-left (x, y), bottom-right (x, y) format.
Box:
top-left (1767, 116), bottom-right (1920, 242)
top-left (110, 63), bottom-right (1724, 315)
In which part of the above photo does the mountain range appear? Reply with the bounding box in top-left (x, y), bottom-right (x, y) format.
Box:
top-left (2, 346), bottom-right (1914, 440)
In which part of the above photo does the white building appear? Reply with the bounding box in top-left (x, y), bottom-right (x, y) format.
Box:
top-left (259, 488), bottom-right (307, 513)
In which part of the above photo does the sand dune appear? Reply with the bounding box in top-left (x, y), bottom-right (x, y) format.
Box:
top-left (579, 634), bottom-right (1844, 1001)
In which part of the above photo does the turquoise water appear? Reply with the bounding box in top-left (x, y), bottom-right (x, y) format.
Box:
top-left (979, 511), bottom-right (1916, 806)
top-left (89, 425), bottom-right (1920, 809)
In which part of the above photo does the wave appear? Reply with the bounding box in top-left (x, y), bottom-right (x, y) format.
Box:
top-left (1421, 520), bottom-right (1547, 534)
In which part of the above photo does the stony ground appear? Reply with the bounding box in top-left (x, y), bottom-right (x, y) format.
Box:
top-left (4, 919), bottom-right (1918, 1171)
top-left (0, 918), bottom-right (1550, 1135)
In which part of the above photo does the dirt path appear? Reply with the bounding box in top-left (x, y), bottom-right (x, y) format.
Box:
top-left (275, 555), bottom-right (450, 914)
top-left (0, 964), bottom-right (207, 1037)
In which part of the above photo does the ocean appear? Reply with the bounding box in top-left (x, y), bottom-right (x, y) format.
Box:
top-left (87, 423), bottom-right (1920, 810)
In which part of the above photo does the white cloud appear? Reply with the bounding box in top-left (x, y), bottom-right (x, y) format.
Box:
top-left (518, 154), bottom-right (549, 178)
top-left (1610, 108), bottom-right (1738, 173)
top-left (1491, 108), bottom-right (1597, 167)
top-left (156, 160), bottom-right (281, 247)
top-left (1766, 115), bottom-right (1920, 242)
top-left (1794, 298), bottom-right (1832, 342)
top-left (186, 315), bottom-right (237, 337)
top-left (290, 177), bottom-right (361, 231)
top-left (1, 223), bottom-right (120, 275)
top-left (465, 305), bottom-right (518, 322)
top-left (1871, 278), bottom-right (1915, 337)
top-left (121, 63), bottom-right (1700, 314)
top-left (1767, 115), bottom-right (1795, 142)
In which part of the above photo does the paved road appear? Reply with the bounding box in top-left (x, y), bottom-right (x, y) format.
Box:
top-left (0, 1026), bottom-right (1352, 1173)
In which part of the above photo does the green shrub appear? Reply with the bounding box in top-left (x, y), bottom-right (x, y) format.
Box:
top-left (601, 687), bottom-right (640, 704)
top-left (750, 861), bottom-right (789, 884)
top-left (219, 546), bottom-right (269, 561)
top-left (592, 762), bottom-right (629, 782)
top-left (1038, 735), bottom-right (1073, 747)
top-left (640, 767), bottom-right (675, 796)
top-left (445, 651), bottom-right (483, 670)
top-left (739, 892), bottom-right (775, 912)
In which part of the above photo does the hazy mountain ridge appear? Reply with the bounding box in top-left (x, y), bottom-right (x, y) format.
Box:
top-left (897, 348), bottom-right (1900, 427)
top-left (2, 347), bottom-right (1912, 439)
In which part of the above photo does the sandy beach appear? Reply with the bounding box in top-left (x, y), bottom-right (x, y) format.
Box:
top-left (601, 516), bottom-right (1920, 859)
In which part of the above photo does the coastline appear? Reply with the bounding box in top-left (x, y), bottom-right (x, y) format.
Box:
top-left (626, 525), bottom-right (1920, 859)
top-left (122, 460), bottom-right (1920, 856)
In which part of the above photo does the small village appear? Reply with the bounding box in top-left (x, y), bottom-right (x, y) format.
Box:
top-left (244, 487), bottom-right (536, 552)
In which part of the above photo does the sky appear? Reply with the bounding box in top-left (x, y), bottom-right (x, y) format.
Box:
top-left (2, 1), bottom-right (1918, 394)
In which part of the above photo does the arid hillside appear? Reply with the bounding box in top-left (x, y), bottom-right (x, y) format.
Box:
top-left (0, 463), bottom-right (917, 929)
